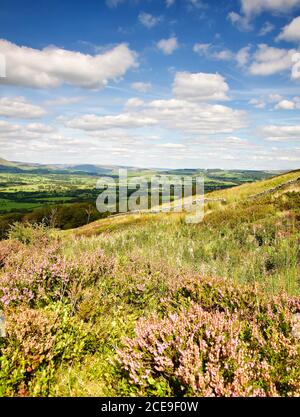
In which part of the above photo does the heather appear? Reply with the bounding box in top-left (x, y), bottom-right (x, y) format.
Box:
top-left (0, 171), bottom-right (299, 396)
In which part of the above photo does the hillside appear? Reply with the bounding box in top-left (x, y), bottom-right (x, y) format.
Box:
top-left (73, 168), bottom-right (300, 237)
top-left (0, 170), bottom-right (299, 397)
top-left (0, 158), bottom-right (280, 239)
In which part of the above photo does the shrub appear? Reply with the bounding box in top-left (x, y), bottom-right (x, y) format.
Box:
top-left (0, 242), bottom-right (115, 309)
top-left (0, 240), bottom-right (22, 269)
top-left (0, 304), bottom-right (98, 396)
top-left (7, 222), bottom-right (51, 245)
top-left (117, 277), bottom-right (300, 397)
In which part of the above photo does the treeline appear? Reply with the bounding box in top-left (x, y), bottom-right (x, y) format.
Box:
top-left (0, 202), bottom-right (112, 239)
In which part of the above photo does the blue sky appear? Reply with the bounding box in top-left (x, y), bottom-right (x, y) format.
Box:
top-left (0, 0), bottom-right (300, 169)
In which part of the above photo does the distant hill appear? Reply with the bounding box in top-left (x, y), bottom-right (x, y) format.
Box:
top-left (0, 157), bottom-right (284, 179)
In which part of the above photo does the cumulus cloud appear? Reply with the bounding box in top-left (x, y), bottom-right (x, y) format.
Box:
top-left (249, 44), bottom-right (296, 75)
top-left (236, 46), bottom-right (251, 67)
top-left (0, 96), bottom-right (46, 118)
top-left (65, 71), bottom-right (242, 139)
top-left (0, 120), bottom-right (55, 141)
top-left (65, 99), bottom-right (245, 135)
top-left (241, 0), bottom-right (300, 17)
top-left (261, 124), bottom-right (300, 140)
top-left (172, 72), bottom-right (229, 102)
top-left (0, 39), bottom-right (138, 89)
top-left (139, 12), bottom-right (161, 28)
top-left (249, 98), bottom-right (266, 108)
top-left (275, 99), bottom-right (295, 109)
top-left (147, 99), bottom-right (246, 134)
top-left (157, 36), bottom-right (179, 55)
top-left (228, 1), bottom-right (300, 32)
top-left (227, 11), bottom-right (252, 31)
top-left (64, 113), bottom-right (157, 130)
top-left (125, 97), bottom-right (144, 108)
top-left (193, 43), bottom-right (250, 67)
top-left (274, 97), bottom-right (300, 109)
top-left (277, 16), bottom-right (300, 42)
top-left (26, 123), bottom-right (55, 133)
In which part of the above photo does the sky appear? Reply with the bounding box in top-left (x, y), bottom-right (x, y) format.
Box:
top-left (0, 0), bottom-right (300, 170)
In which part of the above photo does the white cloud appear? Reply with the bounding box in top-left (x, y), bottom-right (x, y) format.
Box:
top-left (193, 43), bottom-right (250, 67)
top-left (138, 12), bottom-right (161, 28)
top-left (249, 98), bottom-right (266, 108)
top-left (125, 97), bottom-right (144, 108)
top-left (193, 43), bottom-right (232, 60)
top-left (157, 36), bottom-right (179, 55)
top-left (249, 44), bottom-right (296, 75)
top-left (275, 99), bottom-right (296, 109)
top-left (166, 0), bottom-right (175, 7)
top-left (277, 16), bottom-right (300, 42)
top-left (213, 49), bottom-right (233, 61)
top-left (269, 93), bottom-right (283, 101)
top-left (65, 113), bottom-right (157, 130)
top-left (0, 96), bottom-right (46, 118)
top-left (241, 0), bottom-right (300, 17)
top-left (273, 96), bottom-right (300, 109)
top-left (228, 1), bottom-right (300, 33)
top-left (292, 52), bottom-right (300, 79)
top-left (44, 97), bottom-right (83, 106)
top-left (227, 11), bottom-right (252, 31)
top-left (0, 120), bottom-right (56, 141)
top-left (193, 43), bottom-right (211, 55)
top-left (0, 120), bottom-right (20, 133)
top-left (26, 123), bottom-right (55, 133)
top-left (236, 46), bottom-right (251, 67)
top-left (0, 39), bottom-right (138, 89)
top-left (173, 72), bottom-right (229, 102)
top-left (261, 124), bottom-right (300, 140)
top-left (65, 99), bottom-right (246, 135)
top-left (259, 21), bottom-right (275, 36)
top-left (131, 82), bottom-right (152, 93)
top-left (157, 143), bottom-right (186, 148)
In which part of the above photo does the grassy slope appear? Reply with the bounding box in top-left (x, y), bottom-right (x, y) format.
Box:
top-left (73, 169), bottom-right (300, 237)
top-left (54, 169), bottom-right (300, 395)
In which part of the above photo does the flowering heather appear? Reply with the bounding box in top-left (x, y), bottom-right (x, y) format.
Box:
top-left (0, 239), bottom-right (115, 308)
top-left (0, 305), bottom-right (98, 396)
top-left (117, 281), bottom-right (300, 397)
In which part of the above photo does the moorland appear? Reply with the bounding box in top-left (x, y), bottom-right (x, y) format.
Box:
top-left (0, 165), bottom-right (299, 396)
